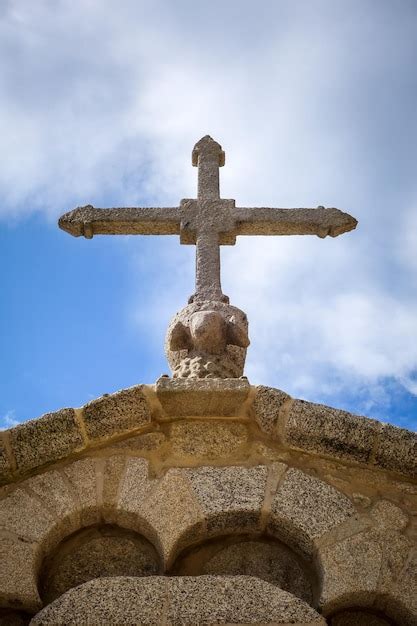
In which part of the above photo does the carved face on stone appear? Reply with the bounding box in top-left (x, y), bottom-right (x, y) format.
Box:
top-left (165, 301), bottom-right (249, 379)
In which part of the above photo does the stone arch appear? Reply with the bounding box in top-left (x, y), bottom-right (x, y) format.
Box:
top-left (7, 454), bottom-right (410, 623)
top-left (266, 466), bottom-right (357, 559)
top-left (0, 455), bottom-right (162, 612)
top-left (165, 464), bottom-right (354, 556)
top-left (169, 532), bottom-right (318, 606)
top-left (152, 462), bottom-right (358, 604)
top-left (324, 594), bottom-right (416, 626)
top-left (318, 501), bottom-right (415, 625)
top-left (39, 523), bottom-right (162, 604)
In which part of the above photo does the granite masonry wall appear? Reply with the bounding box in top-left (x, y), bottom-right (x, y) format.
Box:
top-left (0, 380), bottom-right (416, 625)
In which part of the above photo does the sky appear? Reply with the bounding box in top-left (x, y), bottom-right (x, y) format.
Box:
top-left (1, 0), bottom-right (417, 431)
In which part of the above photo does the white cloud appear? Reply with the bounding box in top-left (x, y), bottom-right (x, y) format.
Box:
top-left (1, 1), bottom-right (417, 417)
top-left (0, 410), bottom-right (19, 430)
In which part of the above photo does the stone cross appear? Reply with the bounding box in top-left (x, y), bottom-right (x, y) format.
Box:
top-left (59, 135), bottom-right (357, 304)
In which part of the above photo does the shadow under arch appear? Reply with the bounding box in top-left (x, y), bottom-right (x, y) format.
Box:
top-left (34, 504), bottom-right (164, 605)
top-left (167, 508), bottom-right (325, 608)
top-left (323, 591), bottom-right (416, 626)
top-left (38, 521), bottom-right (163, 604)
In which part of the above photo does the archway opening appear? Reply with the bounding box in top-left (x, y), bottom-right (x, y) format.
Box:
top-left (39, 523), bottom-right (162, 604)
top-left (327, 607), bottom-right (399, 626)
top-left (170, 533), bottom-right (320, 606)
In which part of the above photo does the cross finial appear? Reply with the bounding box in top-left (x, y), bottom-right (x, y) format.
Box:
top-left (58, 135), bottom-right (357, 380)
top-left (192, 135), bottom-right (225, 200)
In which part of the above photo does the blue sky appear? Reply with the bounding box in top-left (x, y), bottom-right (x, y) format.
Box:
top-left (1, 0), bottom-right (417, 431)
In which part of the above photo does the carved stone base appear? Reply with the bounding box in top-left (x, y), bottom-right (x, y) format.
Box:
top-left (165, 301), bottom-right (249, 379)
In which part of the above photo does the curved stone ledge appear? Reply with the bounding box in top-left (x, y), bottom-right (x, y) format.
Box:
top-left (253, 386), bottom-right (417, 479)
top-left (7, 409), bottom-right (85, 479)
top-left (0, 436), bottom-right (13, 483)
top-left (82, 385), bottom-right (152, 442)
top-left (0, 385), bottom-right (156, 486)
top-left (30, 575), bottom-right (326, 625)
top-left (1, 383), bottom-right (416, 488)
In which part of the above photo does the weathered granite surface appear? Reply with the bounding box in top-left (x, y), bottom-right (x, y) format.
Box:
top-left (269, 467), bottom-right (356, 558)
top-left (285, 399), bottom-right (380, 464)
top-left (184, 464), bottom-right (268, 535)
top-left (0, 538), bottom-right (40, 612)
top-left (30, 576), bottom-right (326, 624)
top-left (8, 408), bottom-right (84, 475)
top-left (82, 385), bottom-right (152, 442)
top-left (0, 437), bottom-right (12, 483)
top-left (41, 525), bottom-right (161, 603)
top-left (0, 381), bottom-right (415, 625)
top-left (155, 377), bottom-right (250, 417)
top-left (176, 536), bottom-right (314, 604)
top-left (169, 420), bottom-right (247, 459)
top-left (1, 383), bottom-right (415, 487)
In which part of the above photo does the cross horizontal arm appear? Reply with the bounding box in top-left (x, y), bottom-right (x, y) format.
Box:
top-left (58, 205), bottom-right (181, 238)
top-left (232, 207), bottom-right (357, 238)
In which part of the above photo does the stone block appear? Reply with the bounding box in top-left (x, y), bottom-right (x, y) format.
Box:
top-left (82, 385), bottom-right (152, 442)
top-left (0, 436), bottom-right (13, 485)
top-left (381, 547), bottom-right (417, 625)
top-left (253, 385), bottom-right (291, 437)
top-left (370, 499), bottom-right (408, 531)
top-left (322, 524), bottom-right (412, 621)
top-left (62, 458), bottom-right (99, 527)
top-left (9, 409), bottom-right (84, 476)
top-left (284, 399), bottom-right (378, 464)
top-left (24, 469), bottom-right (80, 544)
top-left (377, 531), bottom-right (411, 593)
top-left (169, 420), bottom-right (247, 459)
top-left (0, 537), bottom-right (41, 611)
top-left (110, 431), bottom-right (166, 451)
top-left (167, 575), bottom-right (325, 625)
top-left (375, 422), bottom-right (417, 478)
top-left (101, 455), bottom-right (126, 515)
top-left (115, 457), bottom-right (155, 536)
top-left (319, 530), bottom-right (383, 613)
top-left (269, 468), bottom-right (355, 558)
top-left (167, 575), bottom-right (229, 624)
top-left (140, 469), bottom-right (205, 566)
top-left (31, 576), bottom-right (168, 625)
top-left (117, 457), bottom-right (153, 509)
top-left (25, 470), bottom-right (77, 522)
top-left (0, 487), bottom-right (54, 542)
top-left (155, 376), bottom-right (250, 417)
top-left (184, 464), bottom-right (267, 535)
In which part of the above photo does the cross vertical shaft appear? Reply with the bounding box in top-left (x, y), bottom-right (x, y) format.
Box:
top-left (190, 135), bottom-right (227, 302)
top-left (197, 149), bottom-right (220, 199)
top-left (195, 232), bottom-right (222, 301)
